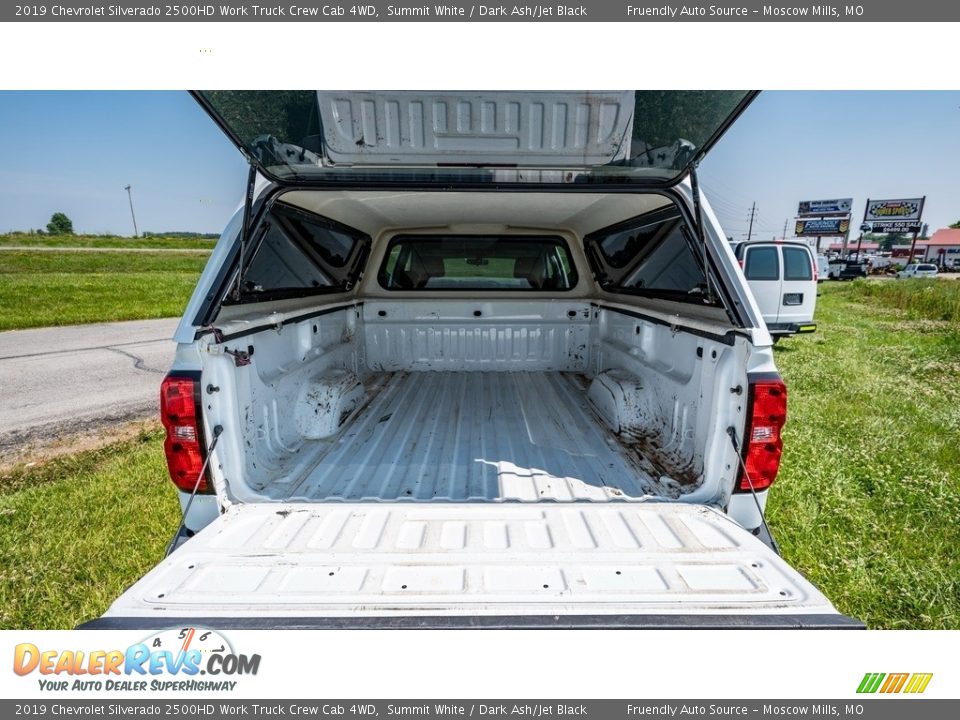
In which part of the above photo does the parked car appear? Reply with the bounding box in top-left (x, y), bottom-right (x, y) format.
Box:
top-left (733, 241), bottom-right (818, 338)
top-left (897, 263), bottom-right (939, 279)
top-left (84, 91), bottom-right (858, 630)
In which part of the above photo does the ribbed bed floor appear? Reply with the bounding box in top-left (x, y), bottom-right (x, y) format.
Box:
top-left (275, 372), bottom-right (656, 502)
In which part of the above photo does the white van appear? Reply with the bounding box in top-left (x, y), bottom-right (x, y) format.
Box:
top-left (816, 254), bottom-right (830, 282)
top-left (897, 263), bottom-right (938, 279)
top-left (734, 242), bottom-right (818, 338)
top-left (84, 91), bottom-right (856, 629)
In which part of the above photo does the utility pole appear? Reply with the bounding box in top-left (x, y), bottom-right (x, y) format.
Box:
top-left (746, 201), bottom-right (756, 242)
top-left (906, 196), bottom-right (927, 264)
top-left (124, 185), bottom-right (139, 238)
top-left (782, 218), bottom-right (788, 240)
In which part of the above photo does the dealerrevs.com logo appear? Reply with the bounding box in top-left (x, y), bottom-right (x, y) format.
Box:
top-left (13, 627), bottom-right (260, 692)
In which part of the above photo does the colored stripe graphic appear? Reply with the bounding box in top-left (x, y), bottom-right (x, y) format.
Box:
top-left (904, 673), bottom-right (933, 694)
top-left (880, 673), bottom-right (908, 693)
top-left (857, 673), bottom-right (885, 693)
top-left (857, 672), bottom-right (932, 694)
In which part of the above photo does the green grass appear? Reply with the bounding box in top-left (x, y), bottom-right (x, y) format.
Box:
top-left (846, 277), bottom-right (960, 323)
top-left (0, 234), bottom-right (217, 250)
top-left (0, 249), bottom-right (209, 330)
top-left (0, 430), bottom-right (180, 629)
top-left (769, 282), bottom-right (960, 629)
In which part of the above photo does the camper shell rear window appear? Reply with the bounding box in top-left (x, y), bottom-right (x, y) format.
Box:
top-left (378, 235), bottom-right (578, 291)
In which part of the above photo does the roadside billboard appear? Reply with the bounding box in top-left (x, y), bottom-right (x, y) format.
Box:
top-left (795, 217), bottom-right (850, 237)
top-left (864, 198), bottom-right (925, 223)
top-left (797, 198), bottom-right (853, 217)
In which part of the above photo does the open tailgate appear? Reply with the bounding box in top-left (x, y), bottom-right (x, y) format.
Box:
top-left (85, 503), bottom-right (860, 629)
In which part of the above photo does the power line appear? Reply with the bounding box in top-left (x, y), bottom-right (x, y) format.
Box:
top-left (698, 175), bottom-right (756, 207)
top-left (706, 197), bottom-right (750, 215)
top-left (703, 197), bottom-right (753, 220)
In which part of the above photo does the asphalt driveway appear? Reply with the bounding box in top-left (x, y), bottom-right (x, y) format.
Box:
top-left (0, 318), bottom-right (178, 453)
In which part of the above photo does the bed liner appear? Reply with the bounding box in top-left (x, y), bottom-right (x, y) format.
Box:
top-left (258, 371), bottom-right (667, 503)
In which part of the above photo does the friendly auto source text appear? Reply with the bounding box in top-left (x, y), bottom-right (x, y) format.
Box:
top-left (626, 5), bottom-right (847, 17)
top-left (626, 705), bottom-right (848, 716)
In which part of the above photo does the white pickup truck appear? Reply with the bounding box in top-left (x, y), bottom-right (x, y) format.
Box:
top-left (85, 91), bottom-right (859, 629)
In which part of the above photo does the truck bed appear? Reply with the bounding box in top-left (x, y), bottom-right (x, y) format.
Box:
top-left (257, 371), bottom-right (660, 502)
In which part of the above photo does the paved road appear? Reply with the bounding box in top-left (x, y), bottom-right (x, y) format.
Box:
top-left (0, 318), bottom-right (180, 452)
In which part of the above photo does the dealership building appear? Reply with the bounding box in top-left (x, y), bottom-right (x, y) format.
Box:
top-left (923, 228), bottom-right (960, 265)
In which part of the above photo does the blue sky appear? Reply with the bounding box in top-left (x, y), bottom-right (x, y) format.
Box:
top-left (0, 91), bottom-right (245, 235)
top-left (700, 91), bottom-right (960, 240)
top-left (0, 90), bottom-right (957, 236)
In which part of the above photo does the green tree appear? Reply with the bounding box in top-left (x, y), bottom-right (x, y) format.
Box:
top-left (46, 212), bottom-right (74, 235)
top-left (880, 233), bottom-right (904, 252)
top-left (950, 220), bottom-right (960, 229)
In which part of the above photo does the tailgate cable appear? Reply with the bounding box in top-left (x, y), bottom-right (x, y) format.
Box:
top-left (165, 424), bottom-right (223, 556)
top-left (726, 426), bottom-right (781, 555)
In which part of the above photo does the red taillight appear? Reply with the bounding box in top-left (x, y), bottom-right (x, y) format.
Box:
top-left (736, 376), bottom-right (787, 492)
top-left (160, 374), bottom-right (211, 493)
top-left (811, 254), bottom-right (818, 282)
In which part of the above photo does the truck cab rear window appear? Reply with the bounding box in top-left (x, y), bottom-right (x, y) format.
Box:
top-left (379, 236), bottom-right (577, 291)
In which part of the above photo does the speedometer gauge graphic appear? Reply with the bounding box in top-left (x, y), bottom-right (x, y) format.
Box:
top-left (140, 626), bottom-right (234, 659)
